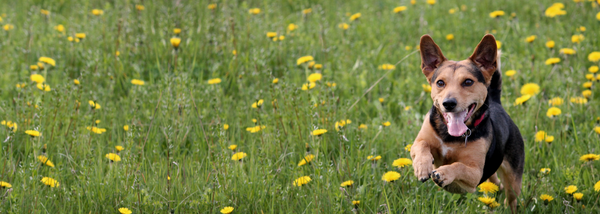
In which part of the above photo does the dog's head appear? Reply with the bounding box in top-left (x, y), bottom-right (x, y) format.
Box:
top-left (419, 34), bottom-right (498, 137)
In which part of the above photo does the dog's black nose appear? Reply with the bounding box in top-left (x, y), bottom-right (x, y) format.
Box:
top-left (442, 98), bottom-right (457, 111)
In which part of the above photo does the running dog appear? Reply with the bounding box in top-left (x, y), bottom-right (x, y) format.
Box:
top-left (410, 34), bottom-right (524, 212)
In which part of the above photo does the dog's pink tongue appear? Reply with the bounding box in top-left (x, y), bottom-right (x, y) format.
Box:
top-left (446, 111), bottom-right (468, 137)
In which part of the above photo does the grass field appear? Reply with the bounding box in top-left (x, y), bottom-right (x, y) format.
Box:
top-left (1, 0), bottom-right (600, 213)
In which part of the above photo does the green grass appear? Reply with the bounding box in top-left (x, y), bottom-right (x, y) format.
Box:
top-left (1, 0), bottom-right (600, 213)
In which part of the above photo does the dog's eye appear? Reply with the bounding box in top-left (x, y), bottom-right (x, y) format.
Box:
top-left (436, 80), bottom-right (445, 87)
top-left (463, 79), bottom-right (474, 87)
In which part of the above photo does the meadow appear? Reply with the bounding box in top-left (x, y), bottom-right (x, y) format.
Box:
top-left (1, 0), bottom-right (600, 213)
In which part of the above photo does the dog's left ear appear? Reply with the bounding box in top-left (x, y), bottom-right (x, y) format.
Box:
top-left (469, 34), bottom-right (497, 84)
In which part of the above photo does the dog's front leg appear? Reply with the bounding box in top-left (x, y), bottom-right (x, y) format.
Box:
top-left (430, 141), bottom-right (487, 192)
top-left (411, 140), bottom-right (434, 182)
top-left (431, 162), bottom-right (483, 192)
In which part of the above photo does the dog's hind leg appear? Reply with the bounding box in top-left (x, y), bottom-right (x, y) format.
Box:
top-left (488, 172), bottom-right (504, 190)
top-left (497, 160), bottom-right (522, 213)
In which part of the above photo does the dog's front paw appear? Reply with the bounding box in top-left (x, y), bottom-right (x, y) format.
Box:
top-left (431, 166), bottom-right (456, 187)
top-left (413, 158), bottom-right (433, 182)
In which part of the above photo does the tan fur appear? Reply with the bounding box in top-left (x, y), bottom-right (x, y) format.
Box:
top-left (411, 113), bottom-right (490, 193)
top-left (430, 60), bottom-right (488, 126)
top-left (498, 160), bottom-right (521, 212)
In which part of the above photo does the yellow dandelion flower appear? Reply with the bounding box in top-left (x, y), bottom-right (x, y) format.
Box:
top-left (525, 35), bottom-right (536, 43)
top-left (302, 8), bottom-right (312, 14)
top-left (594, 180), bottom-right (600, 192)
top-left (545, 3), bottom-right (566, 17)
top-left (352, 200), bottom-right (360, 206)
top-left (131, 79), bottom-right (145, 85)
top-left (25, 130), bottom-right (41, 137)
top-left (382, 171), bottom-right (401, 182)
top-left (540, 168), bottom-right (551, 174)
top-left (594, 126), bottom-right (600, 134)
top-left (312, 129), bottom-right (327, 136)
top-left (446, 34), bottom-right (454, 41)
top-left (293, 176), bottom-right (312, 187)
top-left (340, 180), bottom-right (354, 187)
top-left (588, 52), bottom-right (600, 62)
top-left (548, 97), bottom-right (563, 106)
top-left (297, 56), bottom-right (314, 65)
top-left (583, 82), bottom-right (592, 89)
top-left (36, 83), bottom-right (51, 91)
top-left (496, 41), bottom-right (502, 49)
top-left (367, 155), bottom-right (381, 161)
top-left (220, 206), bottom-right (234, 214)
top-left (478, 196), bottom-right (496, 205)
top-left (228, 145), bottom-right (237, 151)
top-left (40, 9), bottom-right (50, 15)
top-left (231, 152), bottom-right (247, 161)
top-left (589, 66), bottom-right (599, 73)
top-left (426, 0), bottom-right (436, 5)
top-left (544, 135), bottom-right (554, 143)
top-left (301, 82), bottom-right (316, 90)
top-left (478, 181), bottom-right (499, 194)
top-left (123, 125), bottom-right (129, 131)
top-left (0, 181), bottom-right (11, 188)
top-left (119, 208), bottom-right (132, 214)
top-left (248, 8), bottom-right (261, 15)
top-left (394, 6), bottom-right (407, 13)
top-left (392, 158), bottom-right (412, 168)
top-left (582, 90), bottom-right (592, 98)
top-left (298, 154), bottom-right (315, 166)
top-left (545, 58), bottom-right (560, 65)
top-left (580, 154), bottom-right (600, 162)
top-left (37, 155), bottom-right (55, 167)
top-left (546, 107), bottom-right (561, 118)
top-left (116, 146), bottom-right (124, 152)
top-left (338, 23), bottom-right (349, 30)
top-left (520, 83), bottom-right (540, 95)
top-left (170, 37), bottom-right (181, 48)
top-left (448, 8), bottom-right (456, 14)
top-left (422, 84), bottom-right (432, 93)
top-left (266, 32), bottom-right (277, 38)
top-left (91, 9), bottom-right (104, 16)
top-left (3, 24), bottom-right (14, 31)
top-left (207, 78), bottom-right (222, 85)
top-left (540, 194), bottom-right (554, 202)
top-left (489, 10), bottom-right (505, 18)
top-left (358, 124), bottom-right (367, 130)
top-left (571, 34), bottom-right (584, 44)
top-left (106, 153), bottom-right (121, 162)
top-left (546, 40), bottom-right (555, 48)
top-left (136, 5), bottom-right (145, 11)
top-left (573, 193), bottom-right (583, 201)
top-left (307, 73), bottom-right (323, 82)
top-left (382, 121), bottom-right (391, 127)
top-left (41, 177), bottom-right (59, 187)
top-left (251, 99), bottom-right (264, 108)
top-left (224, 124), bottom-right (229, 130)
top-left (505, 70), bottom-right (516, 77)
top-left (535, 131), bottom-right (547, 142)
top-left (349, 13), bottom-right (361, 21)
top-left (378, 64), bottom-right (396, 70)
top-left (54, 24), bottom-right (64, 32)
top-left (560, 48), bottom-right (576, 55)
top-left (564, 185), bottom-right (578, 194)
top-left (75, 33), bottom-right (86, 39)
top-left (173, 28), bottom-right (181, 34)
top-left (570, 97), bottom-right (588, 104)
top-left (405, 144), bottom-right (412, 152)
top-left (30, 74), bottom-right (45, 83)
top-left (39, 56), bottom-right (56, 66)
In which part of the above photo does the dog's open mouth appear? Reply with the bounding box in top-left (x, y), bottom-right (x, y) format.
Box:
top-left (443, 103), bottom-right (476, 137)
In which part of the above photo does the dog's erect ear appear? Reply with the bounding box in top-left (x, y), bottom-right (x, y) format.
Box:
top-left (469, 34), bottom-right (497, 83)
top-left (419, 35), bottom-right (446, 83)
